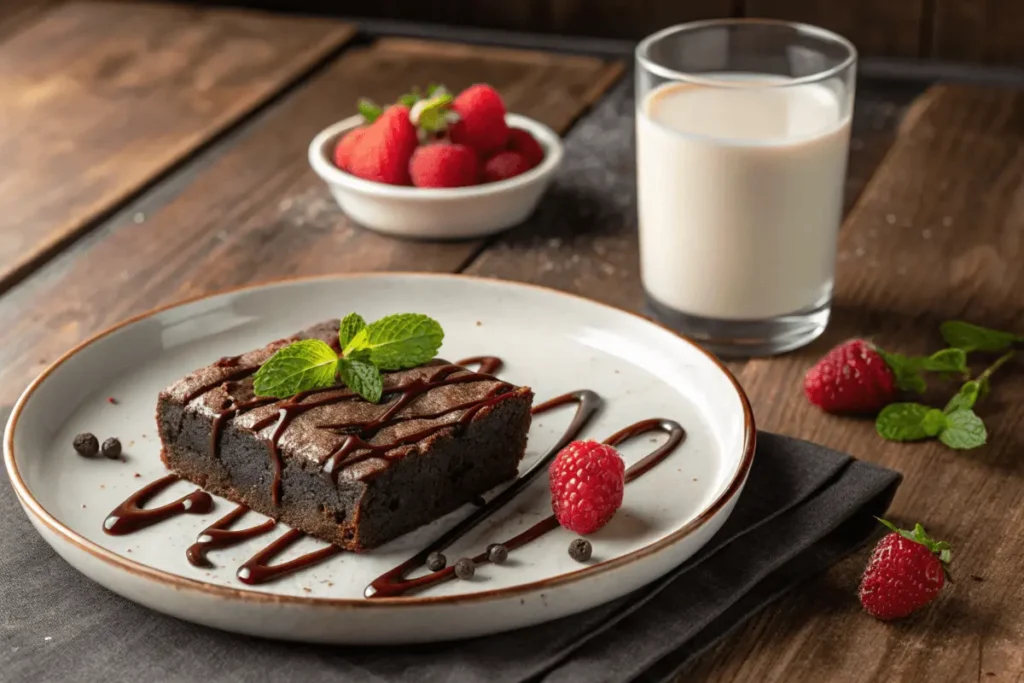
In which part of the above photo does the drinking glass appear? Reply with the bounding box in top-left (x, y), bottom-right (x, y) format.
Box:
top-left (635, 19), bottom-right (856, 356)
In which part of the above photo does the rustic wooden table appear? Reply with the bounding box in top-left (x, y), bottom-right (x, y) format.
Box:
top-left (3, 3), bottom-right (1023, 681)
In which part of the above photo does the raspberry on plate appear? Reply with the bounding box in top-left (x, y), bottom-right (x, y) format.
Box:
top-left (409, 143), bottom-right (479, 188)
top-left (549, 440), bottom-right (625, 535)
top-left (859, 519), bottom-right (951, 620)
top-left (347, 105), bottom-right (418, 185)
top-left (482, 151), bottom-right (532, 184)
top-left (803, 339), bottom-right (897, 414)
top-left (506, 128), bottom-right (545, 168)
top-left (451, 84), bottom-right (510, 156)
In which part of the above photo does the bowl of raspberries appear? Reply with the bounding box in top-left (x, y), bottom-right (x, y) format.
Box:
top-left (308, 83), bottom-right (563, 239)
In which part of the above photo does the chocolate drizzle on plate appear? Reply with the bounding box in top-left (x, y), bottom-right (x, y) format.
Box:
top-left (186, 504), bottom-right (277, 568)
top-left (363, 388), bottom-right (604, 598)
top-left (236, 528), bottom-right (342, 585)
top-left (103, 475), bottom-right (214, 536)
top-left (365, 415), bottom-right (685, 598)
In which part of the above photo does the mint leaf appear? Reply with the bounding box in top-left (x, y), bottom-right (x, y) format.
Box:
top-left (944, 380), bottom-right (980, 413)
top-left (938, 409), bottom-right (987, 450)
top-left (358, 98), bottom-right (383, 123)
top-left (940, 321), bottom-right (1022, 352)
top-left (876, 403), bottom-right (945, 441)
top-left (880, 351), bottom-right (927, 393)
top-left (345, 313), bottom-right (444, 370)
top-left (339, 313), bottom-right (366, 350)
top-left (920, 348), bottom-right (968, 375)
top-left (253, 340), bottom-right (339, 399)
top-left (338, 358), bottom-right (383, 403)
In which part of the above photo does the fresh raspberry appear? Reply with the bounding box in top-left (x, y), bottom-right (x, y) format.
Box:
top-left (482, 151), bottom-right (532, 184)
top-left (505, 128), bottom-right (545, 168)
top-left (347, 106), bottom-right (418, 185)
top-left (549, 440), bottom-right (625, 535)
top-left (409, 143), bottom-right (479, 188)
top-left (333, 127), bottom-right (366, 172)
top-left (803, 339), bottom-right (896, 414)
top-left (859, 520), bottom-right (950, 620)
top-left (450, 84), bottom-right (510, 155)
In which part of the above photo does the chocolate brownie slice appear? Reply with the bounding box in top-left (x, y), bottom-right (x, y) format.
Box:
top-left (156, 321), bottom-right (533, 551)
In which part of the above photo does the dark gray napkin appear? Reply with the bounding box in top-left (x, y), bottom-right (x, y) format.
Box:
top-left (1, 432), bottom-right (899, 683)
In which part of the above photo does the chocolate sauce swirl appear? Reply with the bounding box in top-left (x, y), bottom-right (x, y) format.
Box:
top-left (363, 389), bottom-right (604, 598)
top-left (236, 529), bottom-right (342, 585)
top-left (186, 504), bottom-right (276, 568)
top-left (365, 417), bottom-right (685, 598)
top-left (103, 475), bottom-right (214, 536)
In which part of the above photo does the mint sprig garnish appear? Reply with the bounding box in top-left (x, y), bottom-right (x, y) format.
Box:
top-left (252, 339), bottom-right (340, 399)
top-left (940, 320), bottom-right (1024, 353)
top-left (252, 313), bottom-right (444, 403)
top-left (876, 347), bottom-right (1014, 451)
top-left (339, 313), bottom-right (367, 349)
top-left (343, 313), bottom-right (444, 370)
top-left (879, 348), bottom-right (968, 393)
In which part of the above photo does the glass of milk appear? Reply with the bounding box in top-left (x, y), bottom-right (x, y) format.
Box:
top-left (636, 19), bottom-right (856, 357)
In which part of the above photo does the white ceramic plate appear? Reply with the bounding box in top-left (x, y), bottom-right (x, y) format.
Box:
top-left (5, 274), bottom-right (754, 644)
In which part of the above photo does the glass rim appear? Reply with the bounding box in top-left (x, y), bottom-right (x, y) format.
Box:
top-left (635, 18), bottom-right (858, 88)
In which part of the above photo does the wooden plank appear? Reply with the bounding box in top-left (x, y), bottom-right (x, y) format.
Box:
top-left (932, 0), bottom-right (1024, 64)
top-left (463, 78), bottom-right (921, 315)
top-left (0, 1), bottom-right (355, 293)
top-left (0, 38), bottom-right (622, 405)
top-left (744, 0), bottom-right (926, 58)
top-left (684, 84), bottom-right (1024, 681)
top-left (0, 0), bottom-right (57, 42)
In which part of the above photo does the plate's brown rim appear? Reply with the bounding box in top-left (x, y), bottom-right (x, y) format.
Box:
top-left (4, 272), bottom-right (756, 610)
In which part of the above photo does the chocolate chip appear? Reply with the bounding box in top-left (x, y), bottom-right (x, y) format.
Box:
top-left (487, 544), bottom-right (509, 565)
top-left (426, 552), bottom-right (447, 572)
top-left (568, 538), bottom-right (592, 562)
top-left (73, 433), bottom-right (99, 458)
top-left (454, 558), bottom-right (475, 580)
top-left (101, 437), bottom-right (122, 460)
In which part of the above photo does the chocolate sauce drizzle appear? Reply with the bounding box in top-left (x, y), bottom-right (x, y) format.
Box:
top-left (103, 475), bottom-right (214, 536)
top-left (205, 357), bottom-right (517, 507)
top-left (365, 416), bottom-right (685, 598)
top-left (186, 504), bottom-right (277, 568)
top-left (236, 528), bottom-right (342, 585)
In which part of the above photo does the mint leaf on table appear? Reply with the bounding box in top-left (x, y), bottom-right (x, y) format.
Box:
top-left (879, 352), bottom-right (928, 393)
top-left (876, 403), bottom-right (947, 441)
top-left (338, 358), bottom-right (383, 404)
top-left (339, 313), bottom-right (367, 349)
top-left (938, 409), bottom-right (987, 450)
top-left (920, 348), bottom-right (968, 375)
top-left (344, 313), bottom-right (444, 370)
top-left (253, 339), bottom-right (339, 399)
top-left (944, 380), bottom-right (981, 413)
top-left (940, 321), bottom-right (1023, 352)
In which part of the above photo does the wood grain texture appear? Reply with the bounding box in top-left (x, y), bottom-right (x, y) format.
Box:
top-left (744, 0), bottom-right (926, 58)
top-left (0, 0), bottom-right (56, 41)
top-left (0, 37), bottom-right (622, 404)
top-left (932, 0), bottom-right (1024, 64)
top-left (684, 84), bottom-right (1024, 682)
top-left (0, 1), bottom-right (354, 293)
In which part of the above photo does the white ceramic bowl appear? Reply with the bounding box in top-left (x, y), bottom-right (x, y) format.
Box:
top-left (308, 114), bottom-right (564, 240)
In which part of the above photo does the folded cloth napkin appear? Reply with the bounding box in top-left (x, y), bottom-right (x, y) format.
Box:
top-left (1, 431), bottom-right (900, 683)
